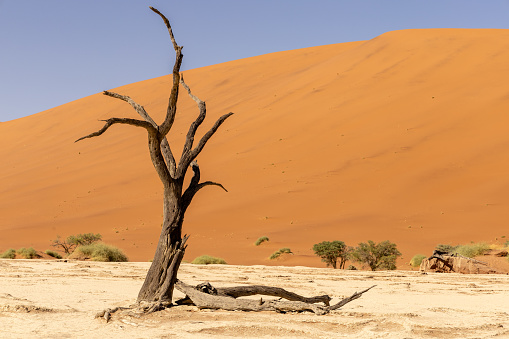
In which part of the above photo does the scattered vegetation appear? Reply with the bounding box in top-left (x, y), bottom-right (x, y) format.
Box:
top-left (0, 248), bottom-right (16, 259)
top-left (453, 242), bottom-right (490, 258)
top-left (347, 265), bottom-right (357, 270)
top-left (45, 250), bottom-right (63, 259)
top-left (52, 233), bottom-right (102, 255)
top-left (312, 241), bottom-right (350, 269)
top-left (269, 248), bottom-right (292, 260)
top-left (435, 244), bottom-right (457, 253)
top-left (68, 243), bottom-right (128, 262)
top-left (351, 240), bottom-right (401, 271)
top-left (255, 236), bottom-right (269, 246)
top-left (410, 254), bottom-right (427, 267)
top-left (191, 255), bottom-right (227, 265)
top-left (435, 242), bottom-right (491, 258)
top-left (16, 247), bottom-right (39, 259)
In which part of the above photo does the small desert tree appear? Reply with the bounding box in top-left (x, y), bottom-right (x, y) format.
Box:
top-left (313, 241), bottom-right (350, 269)
top-left (77, 7), bottom-right (233, 306)
top-left (52, 233), bottom-right (102, 255)
top-left (351, 240), bottom-right (401, 271)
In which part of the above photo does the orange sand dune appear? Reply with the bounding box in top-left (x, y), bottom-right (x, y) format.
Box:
top-left (1, 29), bottom-right (509, 267)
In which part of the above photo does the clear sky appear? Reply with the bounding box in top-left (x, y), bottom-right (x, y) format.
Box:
top-left (1, 0), bottom-right (509, 121)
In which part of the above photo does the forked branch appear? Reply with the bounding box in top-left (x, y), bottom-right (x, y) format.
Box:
top-left (100, 90), bottom-right (178, 176)
top-left (103, 91), bottom-right (157, 127)
top-left (182, 161), bottom-right (227, 212)
top-left (178, 112), bottom-right (234, 176)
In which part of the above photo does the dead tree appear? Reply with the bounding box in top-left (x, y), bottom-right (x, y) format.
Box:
top-left (79, 7), bottom-right (374, 318)
top-left (77, 6), bottom-right (232, 305)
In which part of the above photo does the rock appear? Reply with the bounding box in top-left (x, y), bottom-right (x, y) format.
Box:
top-left (494, 250), bottom-right (508, 257)
top-left (420, 254), bottom-right (503, 274)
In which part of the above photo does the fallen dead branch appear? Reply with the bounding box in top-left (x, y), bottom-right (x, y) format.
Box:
top-left (174, 280), bottom-right (375, 315)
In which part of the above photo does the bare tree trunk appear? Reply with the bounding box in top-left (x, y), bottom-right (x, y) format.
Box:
top-left (77, 7), bottom-right (232, 306)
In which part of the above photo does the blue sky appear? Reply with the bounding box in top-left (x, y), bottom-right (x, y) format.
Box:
top-left (1, 0), bottom-right (509, 121)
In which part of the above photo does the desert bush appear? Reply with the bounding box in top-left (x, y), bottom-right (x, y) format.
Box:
top-left (45, 250), bottom-right (63, 259)
top-left (351, 240), bottom-right (402, 271)
top-left (409, 254), bottom-right (427, 267)
top-left (312, 241), bottom-right (350, 269)
top-left (0, 248), bottom-right (16, 259)
top-left (269, 248), bottom-right (292, 260)
top-left (255, 236), bottom-right (269, 246)
top-left (347, 265), bottom-right (357, 270)
top-left (191, 255), bottom-right (227, 265)
top-left (68, 243), bottom-right (128, 262)
top-left (453, 242), bottom-right (490, 258)
top-left (17, 247), bottom-right (39, 259)
top-left (52, 233), bottom-right (102, 255)
top-left (435, 244), bottom-right (457, 253)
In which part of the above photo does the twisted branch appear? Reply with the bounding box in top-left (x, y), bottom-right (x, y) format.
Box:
top-left (75, 118), bottom-right (153, 143)
top-left (150, 6), bottom-right (183, 136)
top-left (182, 161), bottom-right (227, 212)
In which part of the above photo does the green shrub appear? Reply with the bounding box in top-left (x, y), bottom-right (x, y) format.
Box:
top-left (191, 255), bottom-right (227, 265)
top-left (255, 236), bottom-right (269, 246)
top-left (409, 254), bottom-right (427, 267)
top-left (347, 265), bottom-right (357, 270)
top-left (269, 248), bottom-right (293, 260)
top-left (52, 233), bottom-right (102, 255)
top-left (68, 243), bottom-right (128, 262)
top-left (17, 247), bottom-right (39, 259)
top-left (45, 250), bottom-right (63, 259)
top-left (313, 241), bottom-right (350, 269)
top-left (435, 244), bottom-right (457, 253)
top-left (0, 249), bottom-right (16, 259)
top-left (453, 242), bottom-right (490, 258)
top-left (351, 240), bottom-right (402, 271)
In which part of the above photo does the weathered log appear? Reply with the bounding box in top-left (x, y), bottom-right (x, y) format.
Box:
top-left (207, 282), bottom-right (331, 306)
top-left (174, 280), bottom-right (375, 315)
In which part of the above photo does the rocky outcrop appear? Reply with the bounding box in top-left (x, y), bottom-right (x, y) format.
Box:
top-left (420, 254), bottom-right (503, 274)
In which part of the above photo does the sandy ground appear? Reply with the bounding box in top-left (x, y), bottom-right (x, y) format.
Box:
top-left (1, 259), bottom-right (508, 338)
top-left (2, 29), bottom-right (509, 266)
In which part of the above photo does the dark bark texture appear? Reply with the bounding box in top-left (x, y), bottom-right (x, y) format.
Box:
top-left (77, 7), bottom-right (233, 304)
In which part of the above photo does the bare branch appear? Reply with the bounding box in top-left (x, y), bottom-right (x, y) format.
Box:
top-left (214, 284), bottom-right (331, 306)
top-left (180, 75), bottom-right (204, 106)
top-left (149, 6), bottom-right (179, 51)
top-left (103, 91), bottom-right (157, 127)
top-left (75, 118), bottom-right (153, 143)
top-left (150, 6), bottom-right (184, 136)
top-left (178, 112), bottom-right (234, 176)
top-left (182, 161), bottom-right (227, 212)
top-left (179, 76), bottom-right (207, 163)
top-left (327, 285), bottom-right (376, 311)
